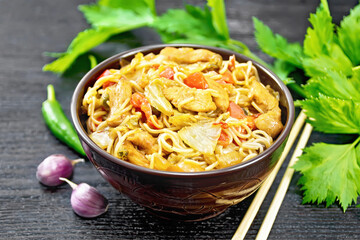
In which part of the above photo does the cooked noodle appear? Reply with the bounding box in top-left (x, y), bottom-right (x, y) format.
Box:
top-left (82, 47), bottom-right (283, 172)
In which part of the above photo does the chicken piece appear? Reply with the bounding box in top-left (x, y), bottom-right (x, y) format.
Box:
top-left (167, 159), bottom-right (205, 172)
top-left (206, 77), bottom-right (229, 112)
top-left (249, 80), bottom-right (283, 138)
top-left (163, 86), bottom-right (216, 112)
top-left (106, 78), bottom-right (132, 126)
top-left (127, 130), bottom-right (159, 154)
top-left (255, 108), bottom-right (283, 138)
top-left (229, 94), bottom-right (252, 108)
top-left (217, 151), bottom-right (244, 169)
top-left (159, 47), bottom-right (222, 69)
top-left (122, 141), bottom-right (149, 167)
top-left (123, 68), bottom-right (149, 89)
top-left (152, 154), bottom-right (171, 171)
top-left (249, 80), bottom-right (278, 112)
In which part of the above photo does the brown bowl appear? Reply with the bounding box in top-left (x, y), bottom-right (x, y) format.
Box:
top-left (71, 44), bottom-right (294, 221)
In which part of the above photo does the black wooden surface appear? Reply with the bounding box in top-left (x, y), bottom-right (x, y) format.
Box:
top-left (1, 0), bottom-right (359, 239)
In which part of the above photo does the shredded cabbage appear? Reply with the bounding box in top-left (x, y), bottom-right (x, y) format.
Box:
top-left (168, 112), bottom-right (197, 127)
top-left (145, 79), bottom-right (174, 116)
top-left (90, 131), bottom-right (111, 149)
top-left (178, 122), bottom-right (221, 154)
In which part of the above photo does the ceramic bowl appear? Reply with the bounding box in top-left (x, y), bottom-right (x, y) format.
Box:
top-left (71, 44), bottom-right (294, 221)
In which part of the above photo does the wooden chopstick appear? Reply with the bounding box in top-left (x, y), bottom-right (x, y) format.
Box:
top-left (232, 111), bottom-right (307, 240)
top-left (255, 122), bottom-right (313, 240)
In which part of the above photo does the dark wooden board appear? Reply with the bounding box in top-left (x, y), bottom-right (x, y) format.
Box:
top-left (1, 0), bottom-right (359, 239)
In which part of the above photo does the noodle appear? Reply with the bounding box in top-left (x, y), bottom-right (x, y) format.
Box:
top-left (82, 47), bottom-right (283, 172)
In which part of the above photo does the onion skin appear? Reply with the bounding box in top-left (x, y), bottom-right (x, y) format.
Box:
top-left (36, 154), bottom-right (74, 187)
top-left (70, 183), bottom-right (109, 218)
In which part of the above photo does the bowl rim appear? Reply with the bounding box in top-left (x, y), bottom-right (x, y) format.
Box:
top-left (71, 43), bottom-right (294, 179)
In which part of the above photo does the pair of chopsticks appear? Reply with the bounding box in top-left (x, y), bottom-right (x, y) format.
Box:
top-left (232, 111), bottom-right (313, 240)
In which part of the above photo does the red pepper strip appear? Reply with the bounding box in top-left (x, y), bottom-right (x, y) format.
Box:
top-left (183, 72), bottom-right (209, 89)
top-left (228, 101), bottom-right (246, 119)
top-left (218, 130), bottom-right (231, 147)
top-left (97, 69), bottom-right (112, 79)
top-left (98, 69), bottom-right (116, 89)
top-left (159, 67), bottom-right (175, 80)
top-left (221, 70), bottom-right (235, 84)
top-left (103, 81), bottom-right (116, 89)
top-left (131, 93), bottom-right (152, 119)
top-left (131, 93), bottom-right (159, 128)
top-left (246, 116), bottom-right (257, 130)
top-left (235, 116), bottom-right (258, 136)
top-left (213, 121), bottom-right (230, 129)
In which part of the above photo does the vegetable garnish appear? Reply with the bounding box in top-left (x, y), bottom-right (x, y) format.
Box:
top-left (42, 0), bottom-right (268, 75)
top-left (183, 72), bottom-right (209, 89)
top-left (59, 178), bottom-right (109, 218)
top-left (159, 67), bottom-right (175, 80)
top-left (42, 85), bottom-right (86, 156)
top-left (36, 154), bottom-right (84, 187)
top-left (228, 101), bottom-right (246, 119)
top-left (254, 0), bottom-right (360, 211)
top-left (131, 92), bottom-right (153, 120)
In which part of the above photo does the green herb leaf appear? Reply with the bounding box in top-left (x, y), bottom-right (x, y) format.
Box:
top-left (207, 0), bottom-right (229, 39)
top-left (43, 27), bottom-right (123, 74)
top-left (98, 0), bottom-right (154, 13)
top-left (272, 59), bottom-right (296, 84)
top-left (337, 4), bottom-right (360, 65)
top-left (43, 0), bottom-right (156, 75)
top-left (88, 55), bottom-right (98, 69)
top-left (152, 6), bottom-right (223, 43)
top-left (253, 0), bottom-right (360, 211)
top-left (79, 1), bottom-right (154, 29)
top-left (302, 43), bottom-right (353, 77)
top-left (294, 140), bottom-right (360, 211)
top-left (303, 0), bottom-right (334, 57)
top-left (300, 95), bottom-right (360, 134)
top-left (253, 17), bottom-right (304, 69)
top-left (304, 69), bottom-right (360, 101)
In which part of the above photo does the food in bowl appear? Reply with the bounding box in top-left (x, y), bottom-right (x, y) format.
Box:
top-left (81, 47), bottom-right (283, 172)
top-left (72, 44), bottom-right (294, 221)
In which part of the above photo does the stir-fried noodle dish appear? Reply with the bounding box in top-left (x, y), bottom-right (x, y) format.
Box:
top-left (82, 47), bottom-right (283, 172)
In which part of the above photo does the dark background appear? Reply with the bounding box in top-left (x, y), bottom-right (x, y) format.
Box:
top-left (1, 0), bottom-right (359, 239)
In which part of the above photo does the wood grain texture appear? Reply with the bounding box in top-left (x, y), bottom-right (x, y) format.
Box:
top-left (0, 0), bottom-right (359, 239)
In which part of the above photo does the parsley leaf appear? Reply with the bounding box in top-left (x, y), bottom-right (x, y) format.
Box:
top-left (207, 0), bottom-right (229, 40)
top-left (302, 43), bottom-right (353, 77)
top-left (252, 17), bottom-right (307, 97)
top-left (43, 0), bottom-right (264, 78)
top-left (152, 5), bottom-right (226, 44)
top-left (304, 69), bottom-right (360, 101)
top-left (301, 95), bottom-right (360, 134)
top-left (43, 0), bottom-right (155, 74)
top-left (293, 140), bottom-right (360, 211)
top-left (271, 59), bottom-right (295, 85)
top-left (337, 4), bottom-right (360, 66)
top-left (43, 27), bottom-right (123, 74)
top-left (253, 17), bottom-right (304, 69)
top-left (303, 0), bottom-right (334, 57)
top-left (151, 1), bottom-right (263, 65)
top-left (79, 0), bottom-right (155, 28)
top-left (252, 0), bottom-right (360, 211)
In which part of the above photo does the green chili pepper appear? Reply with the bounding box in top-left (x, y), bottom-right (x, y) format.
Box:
top-left (42, 84), bottom-right (86, 156)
